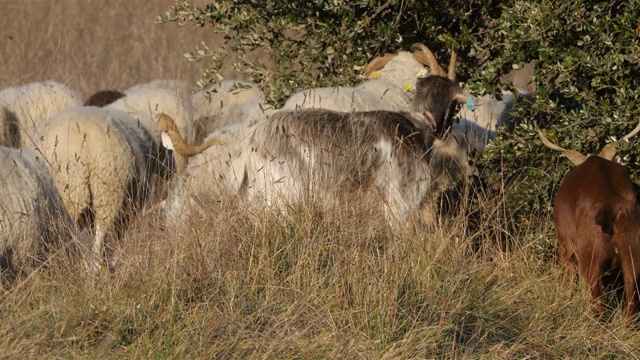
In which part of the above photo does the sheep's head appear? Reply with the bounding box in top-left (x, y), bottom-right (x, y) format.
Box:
top-left (156, 113), bottom-right (224, 158)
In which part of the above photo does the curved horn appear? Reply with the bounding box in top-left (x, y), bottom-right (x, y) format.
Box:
top-left (598, 144), bottom-right (617, 161)
top-left (620, 118), bottom-right (640, 142)
top-left (447, 48), bottom-right (457, 80)
top-left (597, 118), bottom-right (640, 160)
top-left (537, 129), bottom-right (587, 166)
top-left (156, 113), bottom-right (223, 158)
top-left (412, 43), bottom-right (446, 76)
top-left (363, 53), bottom-right (397, 76)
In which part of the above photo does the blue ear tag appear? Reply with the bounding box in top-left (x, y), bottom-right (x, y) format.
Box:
top-left (466, 97), bottom-right (475, 111)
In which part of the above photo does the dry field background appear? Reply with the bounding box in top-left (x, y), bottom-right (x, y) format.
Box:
top-left (0, 0), bottom-right (258, 97)
top-left (1, 1), bottom-right (640, 358)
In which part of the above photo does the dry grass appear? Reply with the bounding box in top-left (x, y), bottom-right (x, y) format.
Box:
top-left (2, 1), bottom-right (640, 358)
top-left (0, 0), bottom-right (257, 99)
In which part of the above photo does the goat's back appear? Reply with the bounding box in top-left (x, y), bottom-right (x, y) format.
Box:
top-left (554, 155), bottom-right (636, 230)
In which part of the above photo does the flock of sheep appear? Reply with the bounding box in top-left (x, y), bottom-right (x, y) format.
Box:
top-left (0, 44), bottom-right (529, 278)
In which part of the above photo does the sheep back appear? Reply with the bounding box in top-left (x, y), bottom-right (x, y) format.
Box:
top-left (34, 106), bottom-right (144, 227)
top-left (0, 81), bottom-right (82, 148)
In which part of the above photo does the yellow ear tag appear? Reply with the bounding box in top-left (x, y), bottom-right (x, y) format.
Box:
top-left (403, 83), bottom-right (414, 92)
top-left (369, 71), bottom-right (382, 78)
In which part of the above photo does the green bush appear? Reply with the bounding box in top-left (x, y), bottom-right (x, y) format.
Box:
top-left (473, 0), bottom-right (640, 223)
top-left (159, 0), bottom-right (504, 103)
top-left (160, 0), bottom-right (640, 227)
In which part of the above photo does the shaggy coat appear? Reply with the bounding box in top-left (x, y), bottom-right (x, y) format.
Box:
top-left (33, 106), bottom-right (162, 271)
top-left (161, 74), bottom-right (466, 226)
top-left (239, 109), bottom-right (436, 222)
top-left (0, 146), bottom-right (78, 271)
top-left (283, 51), bottom-right (428, 113)
top-left (108, 88), bottom-right (195, 174)
top-left (191, 80), bottom-right (274, 142)
top-left (0, 81), bottom-right (82, 148)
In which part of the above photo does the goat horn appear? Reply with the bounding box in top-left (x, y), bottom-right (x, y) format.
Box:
top-left (362, 53), bottom-right (397, 76)
top-left (447, 48), bottom-right (457, 80)
top-left (156, 113), bottom-right (223, 158)
top-left (598, 144), bottom-right (617, 161)
top-left (412, 43), bottom-right (446, 76)
top-left (620, 118), bottom-right (640, 142)
top-left (597, 119), bottom-right (640, 160)
top-left (537, 129), bottom-right (587, 166)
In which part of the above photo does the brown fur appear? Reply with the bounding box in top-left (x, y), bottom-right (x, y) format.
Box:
top-left (554, 155), bottom-right (640, 316)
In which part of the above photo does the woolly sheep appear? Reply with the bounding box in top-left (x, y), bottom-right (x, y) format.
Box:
top-left (107, 88), bottom-right (195, 174)
top-left (0, 81), bottom-right (82, 148)
top-left (161, 121), bottom-right (250, 228)
top-left (0, 145), bottom-right (80, 273)
top-left (125, 78), bottom-right (193, 106)
top-left (32, 106), bottom-right (165, 271)
top-left (453, 90), bottom-right (531, 154)
top-left (282, 44), bottom-right (441, 112)
top-left (0, 105), bottom-right (20, 148)
top-left (191, 80), bottom-right (274, 142)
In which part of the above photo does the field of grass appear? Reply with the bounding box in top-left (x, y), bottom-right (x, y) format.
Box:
top-left (2, 1), bottom-right (640, 358)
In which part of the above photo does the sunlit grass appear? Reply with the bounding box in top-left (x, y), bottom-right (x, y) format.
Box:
top-left (2, 1), bottom-right (640, 358)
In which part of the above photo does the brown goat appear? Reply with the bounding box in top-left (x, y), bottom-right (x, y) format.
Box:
top-left (538, 121), bottom-right (640, 316)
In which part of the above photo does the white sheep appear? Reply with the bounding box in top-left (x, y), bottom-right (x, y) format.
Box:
top-left (107, 88), bottom-right (195, 174)
top-left (0, 105), bottom-right (20, 148)
top-left (32, 106), bottom-right (163, 272)
top-left (0, 145), bottom-right (81, 273)
top-left (125, 78), bottom-right (194, 107)
top-left (0, 81), bottom-right (83, 148)
top-left (161, 121), bottom-right (250, 228)
top-left (282, 45), bottom-right (439, 112)
top-left (191, 80), bottom-right (274, 142)
top-left (453, 90), bottom-right (531, 154)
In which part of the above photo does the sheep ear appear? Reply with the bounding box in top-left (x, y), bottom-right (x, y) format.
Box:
top-left (161, 131), bottom-right (174, 150)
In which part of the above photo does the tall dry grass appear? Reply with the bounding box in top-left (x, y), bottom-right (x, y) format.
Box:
top-left (0, 0), bottom-right (255, 99)
top-left (2, 1), bottom-right (640, 358)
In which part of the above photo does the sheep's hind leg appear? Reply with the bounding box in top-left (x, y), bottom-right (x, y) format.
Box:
top-left (92, 223), bottom-right (108, 275)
